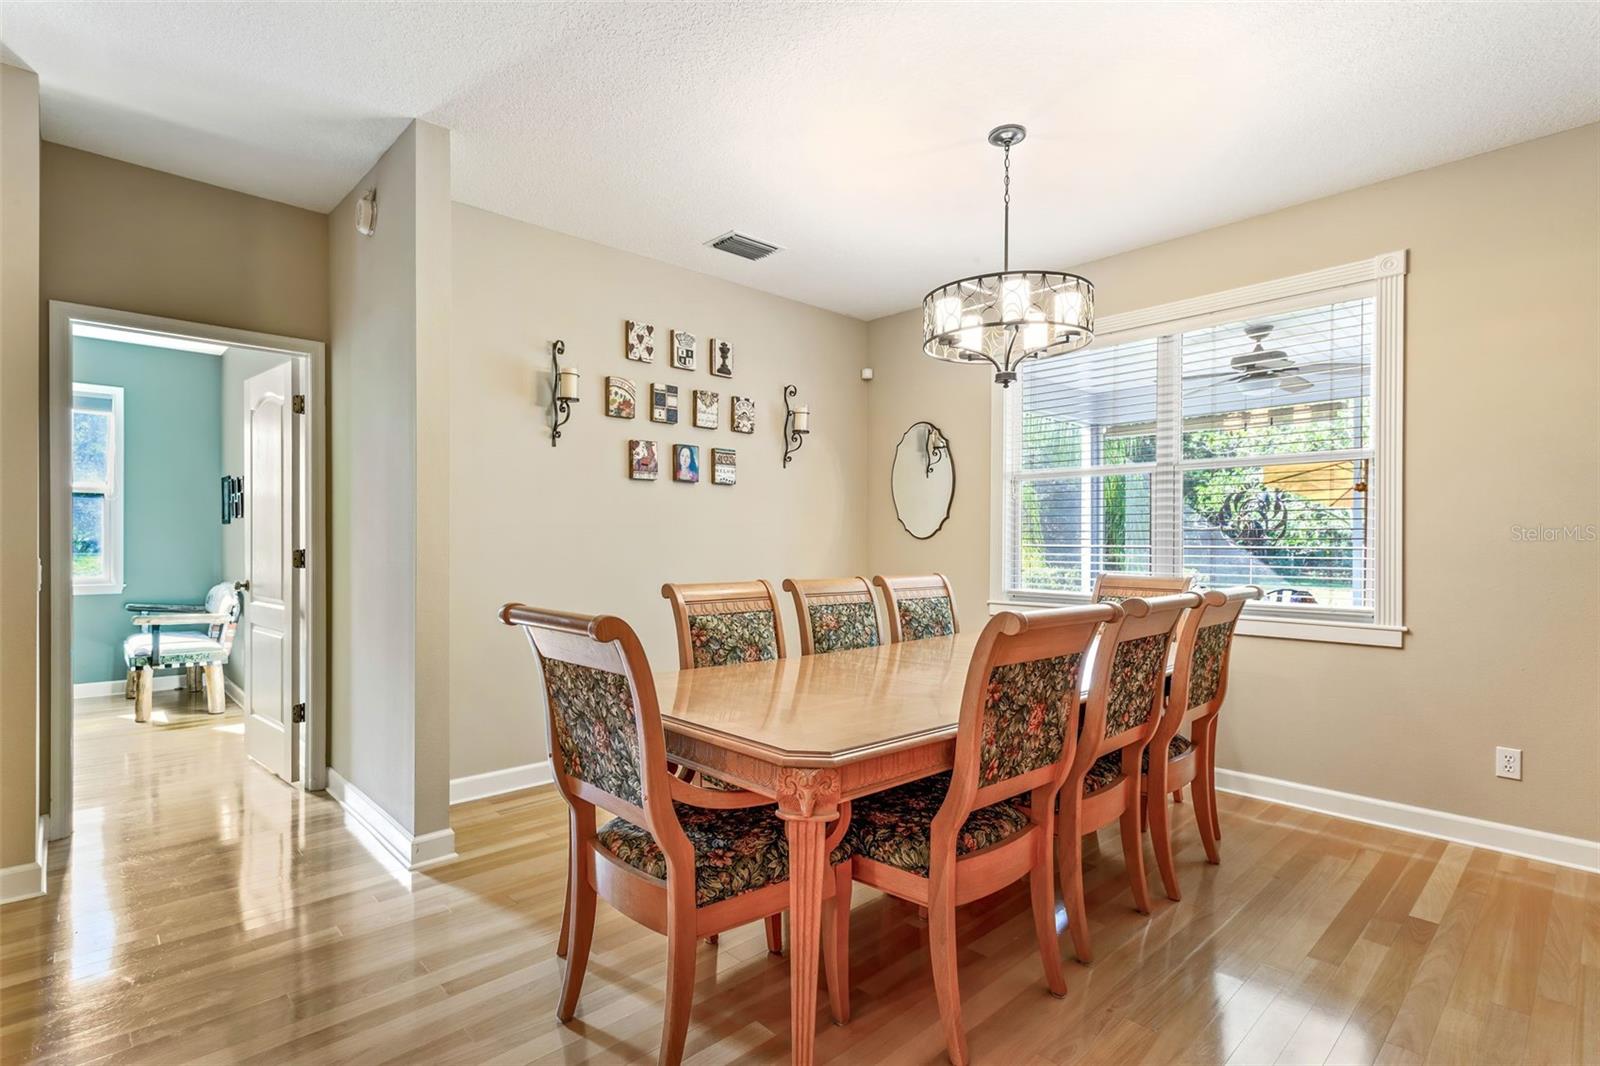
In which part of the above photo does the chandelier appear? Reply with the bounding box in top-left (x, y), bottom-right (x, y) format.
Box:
top-left (921, 124), bottom-right (1095, 387)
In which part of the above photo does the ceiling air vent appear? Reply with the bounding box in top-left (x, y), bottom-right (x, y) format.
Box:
top-left (707, 231), bottom-right (781, 261)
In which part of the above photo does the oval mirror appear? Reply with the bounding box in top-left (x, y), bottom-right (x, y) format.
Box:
top-left (892, 421), bottom-right (955, 539)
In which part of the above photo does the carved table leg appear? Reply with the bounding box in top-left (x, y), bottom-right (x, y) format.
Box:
top-left (777, 767), bottom-right (841, 1066)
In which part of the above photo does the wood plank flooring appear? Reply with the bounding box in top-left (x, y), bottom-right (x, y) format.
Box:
top-left (2, 691), bottom-right (1595, 1064)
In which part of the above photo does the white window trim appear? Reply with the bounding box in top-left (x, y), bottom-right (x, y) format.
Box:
top-left (70, 382), bottom-right (125, 596)
top-left (989, 249), bottom-right (1407, 648)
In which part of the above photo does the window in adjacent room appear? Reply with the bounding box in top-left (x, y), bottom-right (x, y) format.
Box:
top-left (997, 252), bottom-right (1405, 646)
top-left (71, 382), bottom-right (125, 595)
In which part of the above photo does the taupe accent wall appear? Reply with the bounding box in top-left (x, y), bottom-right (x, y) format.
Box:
top-left (447, 204), bottom-right (871, 781)
top-left (866, 124), bottom-right (1600, 841)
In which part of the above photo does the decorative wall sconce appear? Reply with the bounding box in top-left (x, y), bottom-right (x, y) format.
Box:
top-left (924, 424), bottom-right (949, 477)
top-left (782, 385), bottom-right (809, 467)
top-left (549, 340), bottom-right (579, 447)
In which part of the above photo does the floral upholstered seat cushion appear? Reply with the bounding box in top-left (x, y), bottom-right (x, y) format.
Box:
top-left (1103, 633), bottom-right (1169, 737)
top-left (1141, 734), bottom-right (1194, 771)
top-left (897, 595), bottom-right (955, 641)
top-left (123, 632), bottom-right (228, 669)
top-left (806, 600), bottom-right (880, 654)
top-left (1084, 752), bottom-right (1124, 795)
top-left (978, 651), bottom-right (1081, 787)
top-left (1186, 621), bottom-right (1235, 709)
top-left (544, 658), bottom-right (645, 806)
top-left (687, 609), bottom-right (781, 667)
top-left (597, 803), bottom-right (850, 906)
top-left (846, 772), bottom-right (1032, 876)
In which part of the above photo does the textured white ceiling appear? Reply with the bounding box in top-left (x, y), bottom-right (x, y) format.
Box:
top-left (5, 2), bottom-right (1597, 319)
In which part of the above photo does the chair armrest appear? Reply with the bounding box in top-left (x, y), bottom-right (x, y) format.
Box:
top-left (669, 777), bottom-right (774, 809)
top-left (131, 612), bottom-right (229, 628)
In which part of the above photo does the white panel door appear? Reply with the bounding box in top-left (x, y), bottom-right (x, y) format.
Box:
top-left (243, 362), bottom-right (298, 782)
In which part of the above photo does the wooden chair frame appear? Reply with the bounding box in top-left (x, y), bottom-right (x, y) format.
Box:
top-left (850, 604), bottom-right (1116, 1065)
top-left (781, 576), bottom-right (880, 656)
top-left (660, 579), bottom-right (789, 669)
top-left (1144, 586), bottom-right (1260, 900)
top-left (659, 579), bottom-right (788, 954)
top-left (1092, 572), bottom-right (1196, 602)
top-left (872, 572), bottom-right (960, 643)
top-left (500, 604), bottom-right (852, 1065)
top-left (1057, 592), bottom-right (1201, 964)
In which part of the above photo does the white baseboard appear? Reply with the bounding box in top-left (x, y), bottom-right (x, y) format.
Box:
top-left (224, 677), bottom-right (245, 707)
top-left (324, 769), bottom-right (457, 870)
top-left (1215, 768), bottom-right (1600, 873)
top-left (450, 760), bottom-right (554, 805)
top-left (0, 817), bottom-right (48, 905)
top-left (73, 675), bottom-right (182, 699)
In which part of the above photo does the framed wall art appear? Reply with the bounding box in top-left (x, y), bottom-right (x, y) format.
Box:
top-left (712, 447), bottom-right (737, 485)
top-left (731, 395), bottom-right (755, 434)
top-left (625, 320), bottom-right (656, 363)
top-left (693, 389), bottom-right (719, 429)
top-left (710, 338), bottom-right (734, 378)
top-left (671, 329), bottom-right (697, 371)
top-left (605, 376), bottom-right (636, 419)
top-left (651, 382), bottom-right (679, 424)
top-left (629, 439), bottom-right (659, 480)
top-left (672, 444), bottom-right (700, 483)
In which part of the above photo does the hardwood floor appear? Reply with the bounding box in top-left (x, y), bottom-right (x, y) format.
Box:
top-left (3, 694), bottom-right (1596, 1064)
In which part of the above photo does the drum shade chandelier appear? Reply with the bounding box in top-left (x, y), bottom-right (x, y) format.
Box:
top-left (921, 124), bottom-right (1095, 387)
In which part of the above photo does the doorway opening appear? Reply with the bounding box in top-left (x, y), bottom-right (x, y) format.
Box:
top-left (47, 303), bottom-right (326, 843)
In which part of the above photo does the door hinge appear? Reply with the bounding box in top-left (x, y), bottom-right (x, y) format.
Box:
top-left (292, 549), bottom-right (306, 569)
top-left (292, 702), bottom-right (306, 724)
top-left (292, 394), bottom-right (306, 414)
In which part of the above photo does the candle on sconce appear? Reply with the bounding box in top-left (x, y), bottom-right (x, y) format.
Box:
top-left (556, 366), bottom-right (580, 402)
top-left (792, 406), bottom-right (810, 433)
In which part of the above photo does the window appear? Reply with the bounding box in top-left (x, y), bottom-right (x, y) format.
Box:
top-left (71, 383), bottom-right (124, 595)
top-left (997, 251), bottom-right (1405, 646)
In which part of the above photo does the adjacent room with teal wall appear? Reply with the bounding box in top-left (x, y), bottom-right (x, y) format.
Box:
top-left (71, 337), bottom-right (224, 686)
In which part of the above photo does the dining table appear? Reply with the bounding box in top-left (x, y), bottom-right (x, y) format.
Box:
top-left (654, 629), bottom-right (1164, 1066)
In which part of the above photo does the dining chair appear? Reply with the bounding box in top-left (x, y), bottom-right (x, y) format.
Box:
top-left (781, 576), bottom-right (881, 655)
top-left (872, 573), bottom-right (959, 643)
top-left (1057, 591), bottom-right (1200, 964)
top-left (1091, 572), bottom-right (1195, 603)
top-left (500, 604), bottom-right (853, 1065)
top-left (660, 579), bottom-right (789, 953)
top-left (846, 604), bottom-right (1115, 1065)
top-left (1144, 585), bottom-right (1260, 900)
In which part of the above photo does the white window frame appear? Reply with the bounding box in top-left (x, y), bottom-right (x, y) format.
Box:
top-left (990, 249), bottom-right (1407, 648)
top-left (70, 382), bottom-right (126, 596)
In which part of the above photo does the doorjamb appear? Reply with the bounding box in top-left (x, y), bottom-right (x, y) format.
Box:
top-left (47, 301), bottom-right (328, 841)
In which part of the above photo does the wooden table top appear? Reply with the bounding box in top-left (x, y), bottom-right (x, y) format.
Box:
top-left (657, 632), bottom-right (1151, 768)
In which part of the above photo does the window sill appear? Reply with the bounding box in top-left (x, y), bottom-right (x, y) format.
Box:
top-left (988, 597), bottom-right (1406, 648)
top-left (73, 581), bottom-right (125, 597)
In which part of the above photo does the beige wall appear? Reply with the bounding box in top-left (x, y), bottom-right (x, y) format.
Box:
top-left (327, 121), bottom-right (452, 836)
top-left (449, 205), bottom-right (871, 780)
top-left (1, 65), bottom-right (42, 872)
top-left (868, 124), bottom-right (1600, 841)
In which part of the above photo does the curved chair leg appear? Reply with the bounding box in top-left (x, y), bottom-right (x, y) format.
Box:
top-left (1172, 788), bottom-right (1183, 803)
top-left (1205, 717), bottom-right (1223, 843)
top-left (660, 899), bottom-right (698, 1066)
top-left (557, 829), bottom-right (596, 1022)
top-left (1147, 773), bottom-right (1181, 902)
top-left (822, 864), bottom-right (851, 1024)
top-left (1029, 836), bottom-right (1068, 998)
top-left (1119, 785), bottom-right (1152, 916)
top-left (1058, 794), bottom-right (1092, 964)
top-left (765, 913), bottom-right (784, 955)
top-left (556, 862), bottom-right (570, 959)
top-left (1192, 727), bottom-right (1222, 866)
top-left (927, 874), bottom-right (968, 1066)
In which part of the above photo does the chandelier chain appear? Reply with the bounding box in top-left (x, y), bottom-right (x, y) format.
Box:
top-left (1002, 144), bottom-right (1011, 272)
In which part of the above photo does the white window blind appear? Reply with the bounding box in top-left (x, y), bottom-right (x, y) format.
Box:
top-left (1001, 261), bottom-right (1402, 644)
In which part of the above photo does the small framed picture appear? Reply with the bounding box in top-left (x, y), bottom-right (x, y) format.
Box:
top-left (651, 383), bottom-right (679, 424)
top-left (671, 329), bottom-right (697, 371)
top-left (629, 439), bottom-right (659, 480)
top-left (625, 320), bottom-right (656, 363)
top-left (693, 390), bottom-right (719, 430)
top-left (731, 395), bottom-right (755, 434)
top-left (712, 447), bottom-right (737, 486)
top-left (710, 338), bottom-right (734, 378)
top-left (605, 377), bottom-right (636, 419)
top-left (672, 444), bottom-right (700, 483)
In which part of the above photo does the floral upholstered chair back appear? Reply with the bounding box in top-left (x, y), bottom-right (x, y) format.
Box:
top-left (661, 580), bottom-right (788, 670)
top-left (1076, 592), bottom-right (1201, 767)
top-left (203, 582), bottom-right (244, 656)
top-left (873, 573), bottom-right (959, 643)
top-left (501, 605), bottom-right (683, 842)
top-left (941, 604), bottom-right (1115, 817)
top-left (1169, 586), bottom-right (1260, 724)
top-left (1092, 572), bottom-right (1195, 605)
top-left (782, 576), bottom-right (881, 656)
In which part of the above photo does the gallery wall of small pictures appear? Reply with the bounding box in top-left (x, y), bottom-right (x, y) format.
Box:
top-left (616, 320), bottom-right (753, 487)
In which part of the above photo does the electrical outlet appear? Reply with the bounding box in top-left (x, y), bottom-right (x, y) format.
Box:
top-left (1496, 746), bottom-right (1522, 781)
